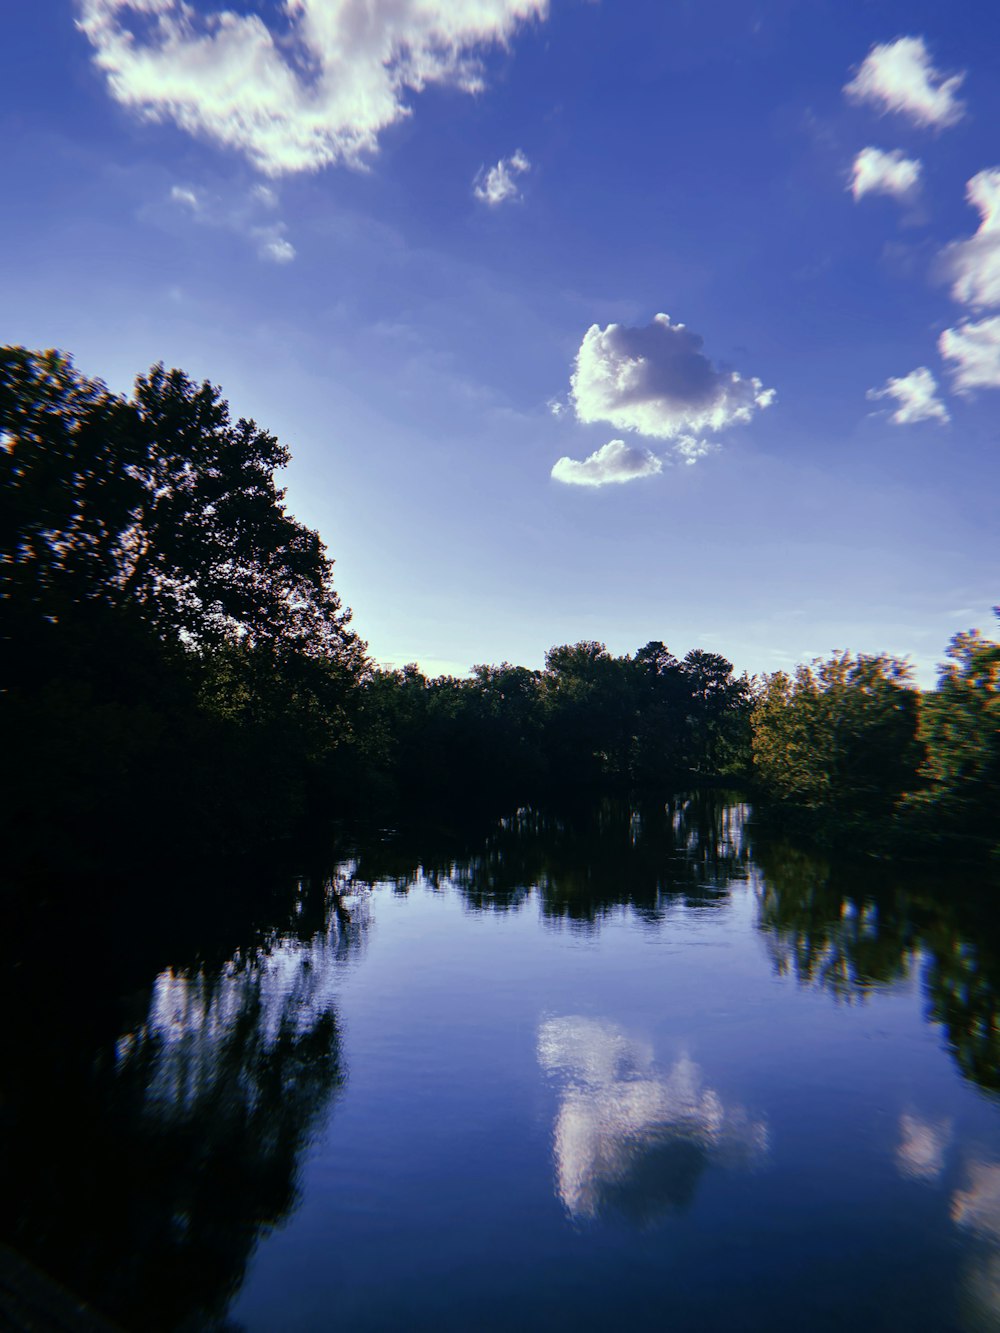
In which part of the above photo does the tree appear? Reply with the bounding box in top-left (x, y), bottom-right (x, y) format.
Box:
top-left (751, 652), bottom-right (921, 825)
top-left (540, 641), bottom-right (636, 784)
top-left (905, 617), bottom-right (1000, 853)
top-left (1, 348), bottom-right (363, 669)
top-left (679, 648), bottom-right (753, 775)
top-left (631, 641), bottom-right (687, 782)
top-left (1, 347), bottom-right (367, 866)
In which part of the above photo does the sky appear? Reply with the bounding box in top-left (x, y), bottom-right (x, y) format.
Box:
top-left (3, 0), bottom-right (998, 685)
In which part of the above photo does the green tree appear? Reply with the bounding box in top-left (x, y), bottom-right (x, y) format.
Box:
top-left (751, 651), bottom-right (921, 828)
top-left (679, 648), bottom-right (753, 776)
top-left (540, 641), bottom-right (636, 785)
top-left (905, 617), bottom-right (1000, 853)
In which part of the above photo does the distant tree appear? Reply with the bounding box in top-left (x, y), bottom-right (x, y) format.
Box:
top-left (631, 641), bottom-right (687, 781)
top-left (541, 641), bottom-right (635, 784)
top-left (679, 649), bottom-right (753, 776)
top-left (904, 617), bottom-right (999, 853)
top-left (751, 652), bottom-right (921, 824)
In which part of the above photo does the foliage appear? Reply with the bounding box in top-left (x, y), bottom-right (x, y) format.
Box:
top-left (359, 640), bottom-right (754, 802)
top-left (751, 651), bottom-right (922, 827)
top-left (904, 617), bottom-right (1000, 853)
top-left (1, 347), bottom-right (368, 871)
top-left (1, 348), bottom-right (360, 661)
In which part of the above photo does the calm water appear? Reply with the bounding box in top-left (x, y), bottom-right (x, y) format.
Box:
top-left (7, 793), bottom-right (1000, 1331)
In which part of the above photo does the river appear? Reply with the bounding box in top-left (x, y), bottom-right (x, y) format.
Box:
top-left (6, 792), bottom-right (1000, 1331)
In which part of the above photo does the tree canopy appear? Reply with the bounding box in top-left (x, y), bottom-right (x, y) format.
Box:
top-left (751, 651), bottom-right (922, 823)
top-left (1, 348), bottom-right (362, 668)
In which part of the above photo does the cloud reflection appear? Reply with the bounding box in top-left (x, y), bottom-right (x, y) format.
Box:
top-left (538, 1017), bottom-right (767, 1223)
top-left (896, 1112), bottom-right (952, 1183)
top-left (952, 1160), bottom-right (1000, 1329)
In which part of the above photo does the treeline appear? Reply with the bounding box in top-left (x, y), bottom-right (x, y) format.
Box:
top-left (751, 635), bottom-right (999, 855)
top-left (2, 348), bottom-right (997, 877)
top-left (365, 639), bottom-right (753, 796)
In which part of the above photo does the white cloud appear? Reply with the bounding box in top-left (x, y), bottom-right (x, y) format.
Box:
top-left (570, 313), bottom-right (774, 440)
top-left (850, 147), bottom-right (921, 202)
top-left (867, 366), bottom-right (949, 423)
top-left (942, 169), bottom-right (1000, 310)
top-left (77, 0), bottom-right (547, 176)
top-left (170, 184), bottom-right (201, 210)
top-left (675, 435), bottom-right (718, 465)
top-left (474, 149), bottom-right (530, 206)
top-left (551, 439), bottom-right (663, 488)
top-left (939, 316), bottom-right (1000, 391)
top-left (844, 36), bottom-right (965, 130)
top-left (168, 181), bottom-right (296, 263)
top-left (254, 225), bottom-right (296, 264)
top-left (252, 183), bottom-right (278, 209)
top-left (954, 1161), bottom-right (1000, 1243)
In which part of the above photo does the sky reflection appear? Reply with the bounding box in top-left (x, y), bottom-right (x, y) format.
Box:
top-left (538, 1016), bottom-right (767, 1224)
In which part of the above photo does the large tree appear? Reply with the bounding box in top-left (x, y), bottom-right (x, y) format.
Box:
top-left (1, 348), bottom-right (367, 865)
top-left (1, 348), bottom-right (362, 670)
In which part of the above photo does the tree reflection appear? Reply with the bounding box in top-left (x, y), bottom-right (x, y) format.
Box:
top-left (923, 923), bottom-right (1000, 1096)
top-left (753, 840), bottom-right (917, 1000)
top-left (752, 835), bottom-right (1000, 1095)
top-left (338, 791), bottom-right (752, 926)
top-left (2, 875), bottom-right (365, 1331)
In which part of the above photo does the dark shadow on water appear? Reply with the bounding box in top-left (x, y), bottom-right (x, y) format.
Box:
top-left (1, 863), bottom-right (366, 1331)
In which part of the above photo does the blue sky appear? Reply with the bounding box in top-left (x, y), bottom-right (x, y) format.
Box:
top-left (4, 1), bottom-right (998, 684)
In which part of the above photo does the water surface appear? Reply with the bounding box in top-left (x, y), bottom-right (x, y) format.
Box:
top-left (7, 794), bottom-right (1000, 1331)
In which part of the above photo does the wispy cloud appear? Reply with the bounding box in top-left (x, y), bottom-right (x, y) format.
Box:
top-left (939, 316), bottom-right (1000, 390)
top-left (867, 366), bottom-right (949, 423)
top-left (844, 36), bottom-right (965, 130)
top-left (254, 226), bottom-right (296, 264)
top-left (551, 439), bottom-right (663, 488)
top-left (168, 182), bottom-right (296, 264)
top-left (850, 146), bottom-right (922, 202)
top-left (169, 184), bottom-right (200, 211)
top-left (474, 149), bottom-right (530, 206)
top-left (675, 435), bottom-right (718, 465)
top-left (570, 313), bottom-right (774, 440)
top-left (77, 0), bottom-right (548, 176)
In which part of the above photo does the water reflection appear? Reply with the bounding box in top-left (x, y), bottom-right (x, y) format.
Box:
top-left (3, 873), bottom-right (366, 1331)
top-left (340, 791), bottom-right (751, 926)
top-left (334, 796), bottom-right (1000, 1099)
top-left (752, 835), bottom-right (1000, 1096)
top-left (754, 842), bottom-right (917, 1000)
top-left (896, 1112), bottom-right (953, 1183)
top-left (952, 1160), bottom-right (1000, 1331)
top-left (8, 795), bottom-right (1000, 1331)
top-left (538, 1017), bottom-right (767, 1224)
